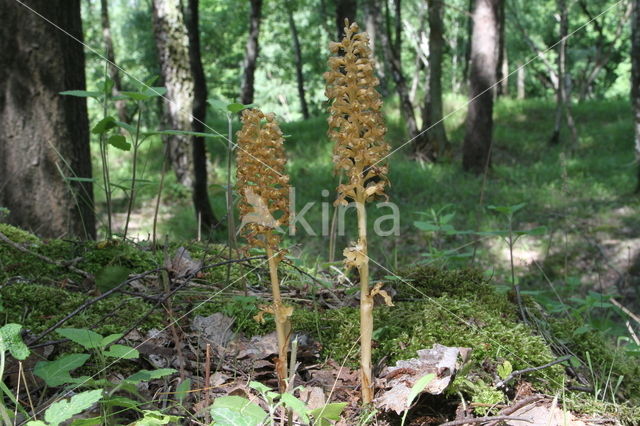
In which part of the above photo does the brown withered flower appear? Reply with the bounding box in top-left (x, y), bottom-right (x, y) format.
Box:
top-left (324, 19), bottom-right (393, 405)
top-left (324, 19), bottom-right (390, 207)
top-left (236, 108), bottom-right (292, 393)
top-left (236, 109), bottom-right (290, 258)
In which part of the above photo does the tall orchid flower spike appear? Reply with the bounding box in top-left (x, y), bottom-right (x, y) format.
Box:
top-left (236, 109), bottom-right (292, 392)
top-left (324, 19), bottom-right (393, 404)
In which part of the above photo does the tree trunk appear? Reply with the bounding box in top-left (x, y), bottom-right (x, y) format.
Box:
top-left (549, 0), bottom-right (578, 147)
top-left (379, 0), bottom-right (424, 150)
top-left (335, 0), bottom-right (358, 39)
top-left (420, 0), bottom-right (449, 158)
top-left (0, 0), bottom-right (95, 239)
top-left (495, 0), bottom-right (506, 97)
top-left (462, 0), bottom-right (501, 174)
top-left (632, 0), bottom-right (640, 191)
top-left (100, 0), bottom-right (128, 123)
top-left (517, 64), bottom-right (525, 99)
top-left (184, 0), bottom-right (219, 233)
top-left (287, 6), bottom-right (309, 119)
top-left (152, 0), bottom-right (195, 188)
top-left (241, 0), bottom-right (262, 105)
top-left (463, 0), bottom-right (474, 86)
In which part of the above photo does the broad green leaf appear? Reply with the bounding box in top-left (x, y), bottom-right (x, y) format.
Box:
top-left (56, 328), bottom-right (104, 350)
top-left (26, 421), bottom-right (47, 426)
top-left (280, 393), bottom-right (309, 423)
top-left (210, 396), bottom-right (267, 426)
top-left (60, 90), bottom-right (102, 98)
top-left (175, 378), bottom-right (191, 404)
top-left (103, 344), bottom-right (139, 359)
top-left (125, 368), bottom-right (176, 384)
top-left (120, 91), bottom-right (150, 101)
top-left (91, 116), bottom-right (117, 135)
top-left (227, 102), bottom-right (248, 113)
top-left (133, 410), bottom-right (181, 425)
top-left (248, 381), bottom-right (271, 394)
top-left (34, 353), bottom-right (90, 387)
top-left (101, 333), bottom-right (123, 347)
top-left (44, 389), bottom-right (103, 426)
top-left (309, 402), bottom-right (347, 423)
top-left (142, 87), bottom-right (167, 97)
top-left (107, 134), bottom-right (131, 151)
top-left (0, 323), bottom-right (30, 360)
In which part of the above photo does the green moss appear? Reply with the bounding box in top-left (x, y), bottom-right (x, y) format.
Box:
top-left (0, 223), bottom-right (40, 244)
top-left (0, 283), bottom-right (163, 337)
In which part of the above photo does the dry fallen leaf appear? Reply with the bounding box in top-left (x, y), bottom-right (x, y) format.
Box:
top-left (376, 344), bottom-right (471, 414)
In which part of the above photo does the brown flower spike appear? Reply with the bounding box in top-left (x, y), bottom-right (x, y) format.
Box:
top-left (325, 20), bottom-right (392, 404)
top-left (236, 109), bottom-right (292, 392)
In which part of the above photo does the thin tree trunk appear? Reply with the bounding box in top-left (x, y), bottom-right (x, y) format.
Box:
top-left (0, 0), bottom-right (95, 239)
top-left (462, 0), bottom-right (501, 174)
top-left (517, 64), bottom-right (525, 99)
top-left (185, 0), bottom-right (219, 233)
top-left (495, 0), bottom-right (506, 97)
top-left (632, 0), bottom-right (640, 191)
top-left (287, 6), bottom-right (309, 119)
top-left (500, 42), bottom-right (509, 96)
top-left (549, 0), bottom-right (578, 147)
top-left (241, 0), bottom-right (262, 105)
top-left (152, 0), bottom-right (195, 188)
top-left (100, 0), bottom-right (128, 123)
top-left (379, 0), bottom-right (423, 147)
top-left (420, 0), bottom-right (449, 158)
top-left (336, 0), bottom-right (358, 39)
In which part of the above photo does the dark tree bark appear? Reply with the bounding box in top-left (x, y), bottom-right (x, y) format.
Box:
top-left (240, 0), bottom-right (262, 105)
top-left (0, 0), bottom-right (95, 239)
top-left (378, 0), bottom-right (426, 152)
top-left (495, 0), bottom-right (506, 96)
top-left (632, 0), bottom-right (640, 191)
top-left (100, 0), bottom-right (128, 123)
top-left (335, 0), bottom-right (358, 39)
top-left (462, 0), bottom-right (501, 174)
top-left (549, 0), bottom-right (578, 147)
top-left (152, 0), bottom-right (194, 187)
top-left (287, 5), bottom-right (309, 119)
top-left (184, 0), bottom-right (219, 233)
top-left (419, 0), bottom-right (449, 158)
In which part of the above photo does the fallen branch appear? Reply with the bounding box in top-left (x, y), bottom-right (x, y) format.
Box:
top-left (496, 355), bottom-right (571, 388)
top-left (611, 298), bottom-right (640, 327)
top-left (0, 231), bottom-right (93, 281)
top-left (440, 415), bottom-right (533, 426)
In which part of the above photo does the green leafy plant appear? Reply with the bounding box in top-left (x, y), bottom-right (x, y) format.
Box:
top-left (26, 389), bottom-right (104, 426)
top-left (0, 323), bottom-right (30, 424)
top-left (209, 381), bottom-right (347, 426)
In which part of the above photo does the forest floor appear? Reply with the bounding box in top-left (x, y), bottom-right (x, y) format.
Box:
top-left (1, 97), bottom-right (639, 425)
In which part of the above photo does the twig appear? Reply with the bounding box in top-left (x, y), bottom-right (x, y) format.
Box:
top-left (0, 231), bottom-right (93, 281)
top-left (440, 416), bottom-right (533, 426)
top-left (611, 298), bottom-right (640, 326)
top-left (26, 268), bottom-right (163, 345)
top-left (496, 355), bottom-right (571, 388)
top-left (498, 395), bottom-right (543, 416)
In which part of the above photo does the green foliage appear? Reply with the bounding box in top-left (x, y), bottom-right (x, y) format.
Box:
top-left (26, 389), bottom-right (104, 426)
